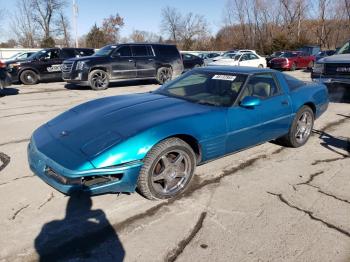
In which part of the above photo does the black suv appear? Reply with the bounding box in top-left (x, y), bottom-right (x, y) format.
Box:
top-left (7, 48), bottom-right (94, 85)
top-left (62, 43), bottom-right (183, 90)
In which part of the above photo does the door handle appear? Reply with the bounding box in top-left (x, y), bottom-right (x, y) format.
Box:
top-left (148, 58), bottom-right (154, 61)
top-left (128, 59), bottom-right (134, 62)
top-left (281, 100), bottom-right (289, 105)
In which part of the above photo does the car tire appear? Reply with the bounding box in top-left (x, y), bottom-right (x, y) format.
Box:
top-left (258, 64), bottom-right (264, 68)
top-left (156, 67), bottom-right (172, 85)
top-left (88, 69), bottom-right (109, 90)
top-left (290, 63), bottom-right (297, 71)
top-left (279, 105), bottom-right (314, 148)
top-left (20, 70), bottom-right (39, 85)
top-left (137, 137), bottom-right (196, 200)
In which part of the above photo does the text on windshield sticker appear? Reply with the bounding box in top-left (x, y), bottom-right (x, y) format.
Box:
top-left (212, 75), bottom-right (236, 81)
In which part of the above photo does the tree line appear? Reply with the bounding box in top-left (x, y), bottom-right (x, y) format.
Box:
top-left (1, 0), bottom-right (350, 54)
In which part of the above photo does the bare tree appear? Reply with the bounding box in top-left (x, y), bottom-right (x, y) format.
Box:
top-left (57, 12), bottom-right (70, 46)
top-left (160, 6), bottom-right (182, 43)
top-left (179, 13), bottom-right (209, 50)
top-left (102, 14), bottom-right (124, 43)
top-left (31, 0), bottom-right (66, 39)
top-left (11, 0), bottom-right (38, 47)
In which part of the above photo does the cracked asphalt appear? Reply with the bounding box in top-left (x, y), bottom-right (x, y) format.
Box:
top-left (0, 72), bottom-right (349, 262)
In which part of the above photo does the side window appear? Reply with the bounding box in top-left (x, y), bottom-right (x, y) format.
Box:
top-left (116, 46), bottom-right (132, 57)
top-left (240, 73), bottom-right (280, 100)
top-left (183, 54), bottom-right (192, 60)
top-left (283, 73), bottom-right (304, 91)
top-left (49, 50), bottom-right (59, 59)
top-left (60, 49), bottom-right (75, 59)
top-left (131, 45), bottom-right (148, 56)
top-left (249, 54), bottom-right (258, 60)
top-left (241, 54), bottom-right (249, 61)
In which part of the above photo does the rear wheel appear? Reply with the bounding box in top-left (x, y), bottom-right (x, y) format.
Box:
top-left (137, 138), bottom-right (196, 200)
top-left (279, 106), bottom-right (314, 147)
top-left (20, 70), bottom-right (38, 85)
top-left (258, 64), bottom-right (264, 68)
top-left (88, 69), bottom-right (109, 90)
top-left (156, 67), bottom-right (172, 84)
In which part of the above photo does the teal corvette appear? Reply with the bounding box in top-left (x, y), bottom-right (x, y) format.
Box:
top-left (28, 67), bottom-right (328, 200)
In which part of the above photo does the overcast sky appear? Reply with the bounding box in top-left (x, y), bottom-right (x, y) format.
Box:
top-left (0, 0), bottom-right (227, 42)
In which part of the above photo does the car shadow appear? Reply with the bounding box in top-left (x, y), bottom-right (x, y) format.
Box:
top-left (326, 83), bottom-right (350, 103)
top-left (0, 87), bottom-right (19, 97)
top-left (312, 129), bottom-right (350, 157)
top-left (34, 191), bottom-right (125, 261)
top-left (64, 79), bottom-right (158, 90)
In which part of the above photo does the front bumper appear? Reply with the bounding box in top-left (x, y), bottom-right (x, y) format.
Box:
top-left (27, 139), bottom-right (143, 195)
top-left (311, 73), bottom-right (350, 85)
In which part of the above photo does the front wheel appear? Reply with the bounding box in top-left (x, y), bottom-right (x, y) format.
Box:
top-left (88, 69), bottom-right (109, 90)
top-left (290, 63), bottom-right (297, 71)
top-left (280, 106), bottom-right (314, 147)
top-left (258, 64), bottom-right (264, 68)
top-left (156, 67), bottom-right (172, 84)
top-left (20, 70), bottom-right (38, 85)
top-left (137, 138), bottom-right (196, 200)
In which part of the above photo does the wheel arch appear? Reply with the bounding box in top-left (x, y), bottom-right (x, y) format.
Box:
top-left (165, 134), bottom-right (202, 163)
top-left (302, 102), bottom-right (316, 115)
top-left (19, 68), bottom-right (41, 80)
top-left (89, 66), bottom-right (111, 76)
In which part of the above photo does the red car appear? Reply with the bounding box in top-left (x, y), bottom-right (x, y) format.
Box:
top-left (268, 51), bottom-right (315, 71)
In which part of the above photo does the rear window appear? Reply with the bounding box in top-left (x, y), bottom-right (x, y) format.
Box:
top-left (283, 73), bottom-right (304, 91)
top-left (153, 45), bottom-right (180, 58)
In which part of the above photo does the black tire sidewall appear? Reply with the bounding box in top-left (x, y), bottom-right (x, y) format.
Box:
top-left (288, 106), bottom-right (314, 147)
top-left (20, 70), bottom-right (38, 85)
top-left (138, 138), bottom-right (196, 200)
top-left (88, 69), bottom-right (109, 90)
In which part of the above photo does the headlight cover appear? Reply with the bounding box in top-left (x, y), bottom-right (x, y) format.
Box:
top-left (76, 61), bottom-right (87, 70)
top-left (313, 63), bottom-right (324, 73)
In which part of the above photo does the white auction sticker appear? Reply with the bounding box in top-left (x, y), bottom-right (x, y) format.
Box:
top-left (212, 75), bottom-right (236, 81)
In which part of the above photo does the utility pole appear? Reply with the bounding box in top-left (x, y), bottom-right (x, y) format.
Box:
top-left (73, 0), bottom-right (78, 47)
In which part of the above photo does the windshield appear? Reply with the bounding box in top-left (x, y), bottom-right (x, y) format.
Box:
top-left (8, 53), bottom-right (21, 59)
top-left (222, 53), bottom-right (236, 58)
top-left (94, 45), bottom-right (117, 56)
top-left (337, 41), bottom-right (350, 54)
top-left (272, 52), bottom-right (282, 57)
top-left (155, 71), bottom-right (247, 107)
top-left (279, 52), bottom-right (298, 58)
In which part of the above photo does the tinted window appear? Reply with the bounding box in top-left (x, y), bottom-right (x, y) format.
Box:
top-left (60, 49), bottom-right (76, 59)
top-left (132, 45), bottom-right (148, 56)
top-left (156, 71), bottom-right (247, 107)
top-left (182, 54), bottom-right (193, 60)
top-left (116, 46), bottom-right (132, 56)
top-left (241, 73), bottom-right (280, 100)
top-left (283, 73), bottom-right (304, 91)
top-left (154, 45), bottom-right (180, 58)
top-left (77, 49), bottom-right (94, 56)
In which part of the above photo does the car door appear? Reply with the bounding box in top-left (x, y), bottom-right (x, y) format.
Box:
top-left (238, 54), bottom-right (251, 67)
top-left (238, 73), bottom-right (293, 142)
top-left (131, 45), bottom-right (156, 78)
top-left (38, 49), bottom-right (62, 79)
top-left (110, 45), bottom-right (137, 79)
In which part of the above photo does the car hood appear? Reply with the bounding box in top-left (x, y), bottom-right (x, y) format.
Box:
top-left (45, 93), bottom-right (213, 159)
top-left (64, 55), bottom-right (104, 62)
top-left (317, 54), bottom-right (350, 63)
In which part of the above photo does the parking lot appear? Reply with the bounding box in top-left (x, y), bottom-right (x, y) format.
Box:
top-left (0, 70), bottom-right (349, 261)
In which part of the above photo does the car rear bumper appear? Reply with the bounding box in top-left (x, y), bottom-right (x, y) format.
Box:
top-left (269, 63), bottom-right (290, 69)
top-left (27, 138), bottom-right (143, 195)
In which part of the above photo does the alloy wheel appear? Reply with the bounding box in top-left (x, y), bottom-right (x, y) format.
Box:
top-left (295, 111), bottom-right (313, 144)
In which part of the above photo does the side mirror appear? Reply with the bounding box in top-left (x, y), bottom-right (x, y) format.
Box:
top-left (240, 96), bottom-right (261, 108)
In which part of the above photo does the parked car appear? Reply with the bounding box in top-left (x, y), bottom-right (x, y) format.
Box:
top-left (6, 48), bottom-right (94, 85)
top-left (212, 52), bottom-right (237, 62)
top-left (62, 43), bottom-right (183, 90)
top-left (197, 52), bottom-right (221, 65)
top-left (181, 53), bottom-right (204, 71)
top-left (4, 51), bottom-right (36, 62)
top-left (27, 66), bottom-right (329, 200)
top-left (312, 40), bottom-right (350, 85)
top-left (315, 50), bottom-right (336, 61)
top-left (209, 52), bottom-right (266, 68)
top-left (269, 51), bottom-right (315, 71)
top-left (266, 51), bottom-right (285, 65)
top-left (0, 60), bottom-right (11, 90)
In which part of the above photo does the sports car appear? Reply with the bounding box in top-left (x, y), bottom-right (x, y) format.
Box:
top-left (28, 67), bottom-right (329, 200)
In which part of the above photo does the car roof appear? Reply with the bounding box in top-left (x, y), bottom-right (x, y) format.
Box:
top-left (196, 66), bottom-right (277, 74)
